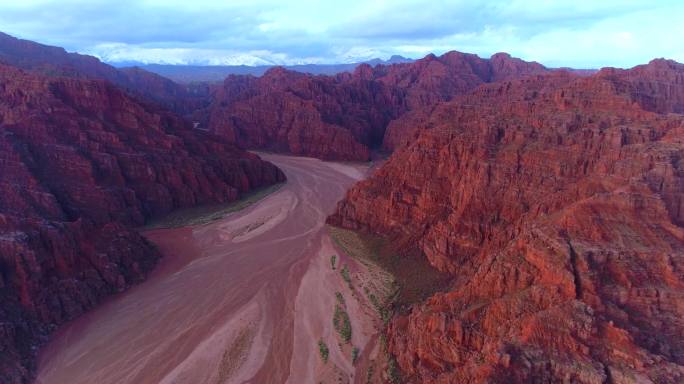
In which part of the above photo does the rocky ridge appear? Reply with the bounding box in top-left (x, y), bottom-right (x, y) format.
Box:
top-left (206, 51), bottom-right (547, 160)
top-left (328, 62), bottom-right (684, 383)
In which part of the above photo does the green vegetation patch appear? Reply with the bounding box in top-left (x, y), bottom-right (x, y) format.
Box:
top-left (144, 183), bottom-right (284, 229)
top-left (387, 356), bottom-right (401, 384)
top-left (328, 226), bottom-right (451, 312)
top-left (333, 304), bottom-right (352, 343)
top-left (335, 291), bottom-right (345, 306)
top-left (318, 339), bottom-right (329, 363)
top-left (340, 264), bottom-right (352, 286)
top-left (365, 364), bottom-right (375, 384)
top-left (327, 226), bottom-right (450, 384)
top-left (352, 346), bottom-right (360, 364)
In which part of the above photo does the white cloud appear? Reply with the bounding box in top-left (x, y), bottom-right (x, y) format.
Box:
top-left (87, 43), bottom-right (332, 66)
top-left (0, 0), bottom-right (683, 67)
top-left (89, 43), bottom-right (279, 65)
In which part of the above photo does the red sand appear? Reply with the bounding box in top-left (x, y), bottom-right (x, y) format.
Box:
top-left (35, 154), bottom-right (369, 384)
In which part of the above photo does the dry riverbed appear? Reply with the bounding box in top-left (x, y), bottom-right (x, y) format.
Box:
top-left (35, 154), bottom-right (390, 384)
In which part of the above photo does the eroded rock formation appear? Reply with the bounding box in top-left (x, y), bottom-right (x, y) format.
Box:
top-left (207, 67), bottom-right (403, 160)
top-left (206, 52), bottom-right (547, 160)
top-left (0, 64), bottom-right (284, 383)
top-left (328, 62), bottom-right (684, 383)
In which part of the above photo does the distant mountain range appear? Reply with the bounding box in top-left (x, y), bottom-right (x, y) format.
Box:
top-left (0, 31), bottom-right (208, 114)
top-left (109, 55), bottom-right (415, 83)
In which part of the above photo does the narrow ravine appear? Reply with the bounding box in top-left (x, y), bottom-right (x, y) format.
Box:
top-left (35, 154), bottom-right (375, 384)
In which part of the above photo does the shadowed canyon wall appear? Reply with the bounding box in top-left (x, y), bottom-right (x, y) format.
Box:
top-left (0, 64), bottom-right (283, 383)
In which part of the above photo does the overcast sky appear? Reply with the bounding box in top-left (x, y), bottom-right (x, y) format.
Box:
top-left (1, 0), bottom-right (682, 68)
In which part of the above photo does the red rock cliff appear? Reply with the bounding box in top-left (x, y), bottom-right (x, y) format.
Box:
top-left (207, 67), bottom-right (404, 161)
top-left (0, 64), bottom-right (284, 383)
top-left (206, 52), bottom-right (547, 160)
top-left (328, 64), bottom-right (684, 383)
top-left (379, 51), bottom-right (548, 151)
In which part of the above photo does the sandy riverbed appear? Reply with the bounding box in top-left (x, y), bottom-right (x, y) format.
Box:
top-left (36, 154), bottom-right (376, 384)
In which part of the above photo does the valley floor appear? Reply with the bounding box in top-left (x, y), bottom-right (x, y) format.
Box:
top-left (35, 154), bottom-right (376, 384)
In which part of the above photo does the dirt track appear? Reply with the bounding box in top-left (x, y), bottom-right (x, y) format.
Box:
top-left (36, 154), bottom-right (372, 384)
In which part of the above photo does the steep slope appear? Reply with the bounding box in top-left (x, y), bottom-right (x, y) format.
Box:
top-left (206, 52), bottom-right (547, 160)
top-left (208, 67), bottom-right (405, 160)
top-left (378, 52), bottom-right (547, 151)
top-left (597, 58), bottom-right (684, 114)
top-left (0, 64), bottom-right (284, 383)
top-left (328, 63), bottom-right (684, 383)
top-left (0, 32), bottom-right (205, 114)
top-left (367, 51), bottom-right (546, 110)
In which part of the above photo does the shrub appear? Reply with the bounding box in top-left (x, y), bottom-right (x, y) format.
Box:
top-left (365, 364), bottom-right (375, 384)
top-left (369, 293), bottom-right (377, 306)
top-left (352, 346), bottom-right (360, 364)
top-left (335, 291), bottom-right (345, 305)
top-left (318, 339), bottom-right (329, 363)
top-left (330, 255), bottom-right (337, 270)
top-left (333, 305), bottom-right (352, 343)
top-left (379, 334), bottom-right (387, 353)
top-left (387, 357), bottom-right (401, 383)
top-left (340, 265), bottom-right (351, 285)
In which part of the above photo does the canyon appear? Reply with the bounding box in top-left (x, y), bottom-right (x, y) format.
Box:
top-left (1, 30), bottom-right (683, 384)
top-left (0, 62), bottom-right (283, 383)
top-left (35, 154), bottom-right (369, 384)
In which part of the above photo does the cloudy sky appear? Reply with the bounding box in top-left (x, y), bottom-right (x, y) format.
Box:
top-left (1, 0), bottom-right (683, 68)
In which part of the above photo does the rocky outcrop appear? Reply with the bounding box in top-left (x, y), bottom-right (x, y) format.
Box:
top-left (597, 58), bottom-right (684, 114)
top-left (369, 51), bottom-right (546, 110)
top-left (206, 52), bottom-right (547, 160)
top-left (328, 63), bottom-right (684, 383)
top-left (0, 64), bottom-right (284, 383)
top-left (207, 67), bottom-right (404, 160)
top-left (378, 51), bottom-right (548, 152)
top-left (0, 31), bottom-right (207, 115)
